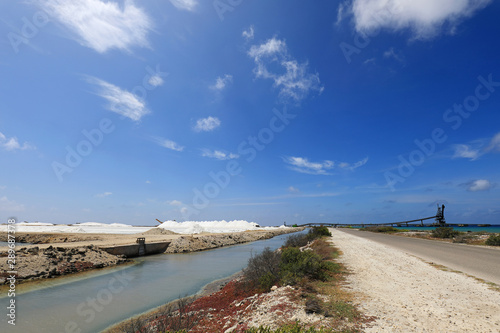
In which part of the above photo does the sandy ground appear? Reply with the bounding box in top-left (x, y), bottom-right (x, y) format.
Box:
top-left (328, 228), bottom-right (500, 333)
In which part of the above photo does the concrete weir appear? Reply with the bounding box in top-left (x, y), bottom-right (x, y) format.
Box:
top-left (99, 238), bottom-right (171, 258)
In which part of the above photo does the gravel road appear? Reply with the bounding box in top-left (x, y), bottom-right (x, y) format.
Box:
top-left (329, 228), bottom-right (500, 332)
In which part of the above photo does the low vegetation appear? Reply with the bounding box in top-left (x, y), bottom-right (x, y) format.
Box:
top-left (431, 227), bottom-right (460, 239)
top-left (485, 233), bottom-right (500, 246)
top-left (360, 226), bottom-right (402, 233)
top-left (115, 227), bottom-right (367, 333)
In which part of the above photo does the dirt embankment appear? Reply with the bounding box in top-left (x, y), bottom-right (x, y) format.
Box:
top-left (0, 245), bottom-right (129, 284)
top-left (165, 228), bottom-right (300, 253)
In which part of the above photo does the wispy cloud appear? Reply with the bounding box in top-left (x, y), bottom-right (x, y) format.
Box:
top-left (95, 191), bottom-right (112, 198)
top-left (40, 0), bottom-right (153, 53)
top-left (242, 25), bottom-right (255, 40)
top-left (0, 132), bottom-right (35, 151)
top-left (194, 116), bottom-right (221, 132)
top-left (284, 156), bottom-right (368, 175)
top-left (87, 76), bottom-right (150, 122)
top-left (487, 132), bottom-right (500, 152)
top-left (154, 138), bottom-right (184, 152)
top-left (342, 0), bottom-right (492, 39)
top-left (284, 157), bottom-right (334, 175)
top-left (383, 47), bottom-right (404, 63)
top-left (210, 74), bottom-right (233, 91)
top-left (167, 200), bottom-right (183, 206)
top-left (148, 75), bottom-right (164, 87)
top-left (201, 149), bottom-right (239, 160)
top-left (169, 0), bottom-right (198, 11)
top-left (452, 132), bottom-right (500, 160)
top-left (452, 144), bottom-right (481, 160)
top-left (287, 186), bottom-right (300, 193)
top-left (462, 179), bottom-right (493, 192)
top-left (248, 37), bottom-right (323, 102)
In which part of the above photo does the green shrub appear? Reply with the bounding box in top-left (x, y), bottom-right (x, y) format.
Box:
top-left (243, 247), bottom-right (281, 291)
top-left (279, 248), bottom-right (330, 285)
top-left (284, 233), bottom-right (310, 248)
top-left (431, 227), bottom-right (460, 239)
top-left (361, 226), bottom-right (400, 233)
top-left (485, 234), bottom-right (500, 246)
top-left (309, 226), bottom-right (332, 237)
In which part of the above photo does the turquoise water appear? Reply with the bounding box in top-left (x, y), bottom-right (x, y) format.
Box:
top-left (0, 231), bottom-right (304, 333)
top-left (392, 225), bottom-right (500, 233)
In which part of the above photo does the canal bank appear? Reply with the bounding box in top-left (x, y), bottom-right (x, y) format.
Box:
top-left (0, 229), bottom-right (305, 333)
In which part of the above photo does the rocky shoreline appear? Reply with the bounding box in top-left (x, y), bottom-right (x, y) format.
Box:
top-left (0, 227), bottom-right (302, 285)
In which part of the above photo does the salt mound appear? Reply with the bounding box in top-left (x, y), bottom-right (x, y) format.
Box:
top-left (142, 227), bottom-right (178, 235)
top-left (75, 222), bottom-right (132, 227)
top-left (158, 220), bottom-right (263, 234)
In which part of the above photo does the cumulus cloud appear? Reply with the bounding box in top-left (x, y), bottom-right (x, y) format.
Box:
top-left (201, 149), bottom-right (239, 160)
top-left (0, 132), bottom-right (35, 151)
top-left (210, 74), bottom-right (233, 91)
top-left (87, 76), bottom-right (150, 121)
top-left (194, 116), bottom-right (221, 132)
top-left (169, 0), bottom-right (198, 11)
top-left (242, 25), bottom-right (255, 40)
top-left (463, 179), bottom-right (492, 192)
top-left (341, 0), bottom-right (492, 39)
top-left (284, 156), bottom-right (368, 175)
top-left (168, 200), bottom-right (183, 206)
top-left (155, 138), bottom-right (184, 152)
top-left (288, 186), bottom-right (300, 193)
top-left (40, 0), bottom-right (153, 53)
top-left (248, 37), bottom-right (323, 102)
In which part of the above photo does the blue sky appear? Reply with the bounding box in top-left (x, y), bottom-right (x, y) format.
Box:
top-left (1, 0), bottom-right (499, 226)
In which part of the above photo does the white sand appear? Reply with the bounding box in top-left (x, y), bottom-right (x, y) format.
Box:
top-left (329, 228), bottom-right (500, 333)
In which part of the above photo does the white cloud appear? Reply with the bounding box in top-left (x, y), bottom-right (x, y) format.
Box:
top-left (194, 116), bottom-right (221, 132)
top-left (155, 138), bottom-right (184, 152)
top-left (465, 179), bottom-right (492, 192)
top-left (0, 132), bottom-right (35, 151)
top-left (87, 76), bottom-right (150, 121)
top-left (339, 157), bottom-right (369, 170)
top-left (487, 132), bottom-right (500, 152)
top-left (242, 25), bottom-right (255, 40)
top-left (452, 144), bottom-right (481, 160)
top-left (169, 0), bottom-right (198, 11)
top-left (201, 149), bottom-right (239, 160)
top-left (148, 75), bottom-right (164, 87)
top-left (41, 0), bottom-right (153, 53)
top-left (0, 196), bottom-right (25, 212)
top-left (210, 74), bottom-right (233, 91)
top-left (168, 200), bottom-right (183, 206)
top-left (248, 37), bottom-right (323, 102)
top-left (343, 0), bottom-right (492, 39)
top-left (284, 157), bottom-right (335, 175)
top-left (288, 186), bottom-right (300, 193)
top-left (95, 192), bottom-right (112, 197)
top-left (284, 156), bottom-right (368, 175)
